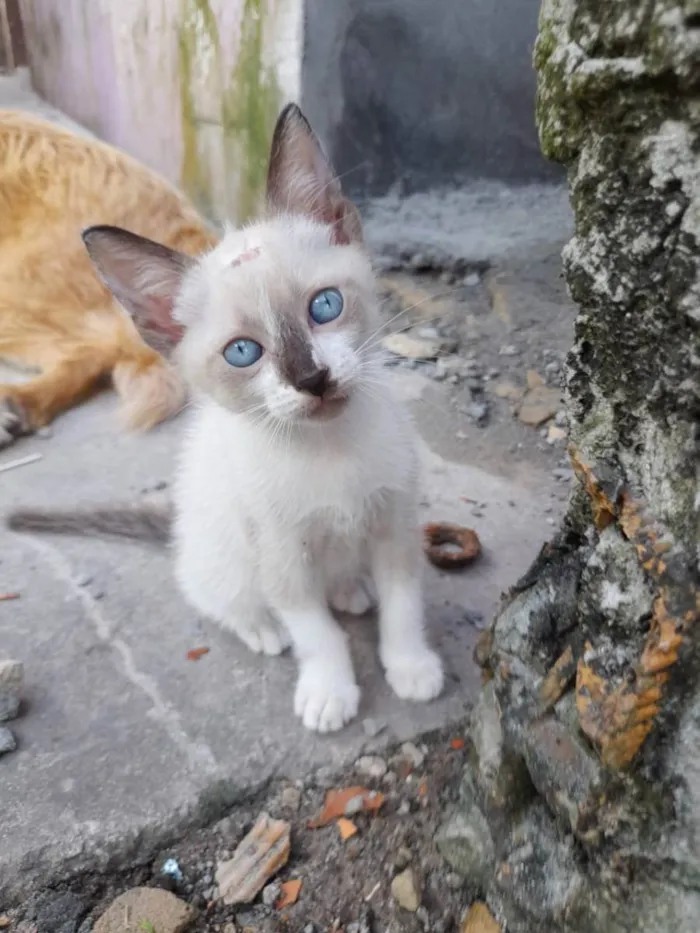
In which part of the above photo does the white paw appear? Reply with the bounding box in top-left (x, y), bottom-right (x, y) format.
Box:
top-left (236, 618), bottom-right (291, 656)
top-left (384, 646), bottom-right (445, 702)
top-left (329, 578), bottom-right (375, 616)
top-left (294, 662), bottom-right (360, 732)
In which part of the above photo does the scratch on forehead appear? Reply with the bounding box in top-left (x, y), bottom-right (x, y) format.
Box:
top-left (231, 246), bottom-right (262, 268)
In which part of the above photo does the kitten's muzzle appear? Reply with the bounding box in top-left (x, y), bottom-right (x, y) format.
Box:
top-left (295, 366), bottom-right (331, 398)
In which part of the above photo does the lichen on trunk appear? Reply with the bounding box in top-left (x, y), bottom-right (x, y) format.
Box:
top-left (441, 2), bottom-right (700, 930)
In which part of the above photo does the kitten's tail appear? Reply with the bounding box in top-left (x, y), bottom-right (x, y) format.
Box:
top-left (7, 495), bottom-right (172, 544)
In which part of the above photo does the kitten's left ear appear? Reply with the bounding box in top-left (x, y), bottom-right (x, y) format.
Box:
top-left (266, 103), bottom-right (363, 246)
top-left (83, 225), bottom-right (192, 354)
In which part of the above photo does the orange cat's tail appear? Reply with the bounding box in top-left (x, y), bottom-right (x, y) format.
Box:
top-left (113, 352), bottom-right (186, 431)
top-left (104, 315), bottom-right (186, 431)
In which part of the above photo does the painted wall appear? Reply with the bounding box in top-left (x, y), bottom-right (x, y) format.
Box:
top-left (19, 0), bottom-right (302, 222)
top-left (302, 0), bottom-right (562, 197)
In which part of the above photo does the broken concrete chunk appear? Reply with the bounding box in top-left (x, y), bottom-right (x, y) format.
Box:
top-left (215, 812), bottom-right (291, 905)
top-left (0, 659), bottom-right (23, 694)
top-left (526, 370), bottom-right (546, 389)
top-left (94, 887), bottom-right (195, 933)
top-left (436, 804), bottom-right (495, 888)
top-left (0, 690), bottom-right (19, 722)
top-left (391, 868), bottom-right (420, 912)
top-left (0, 726), bottom-right (16, 755)
top-left (382, 333), bottom-right (446, 360)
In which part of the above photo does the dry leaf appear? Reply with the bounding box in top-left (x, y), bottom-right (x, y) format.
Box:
top-left (336, 817), bottom-right (358, 840)
top-left (186, 647), bottom-right (210, 661)
top-left (450, 738), bottom-right (465, 750)
top-left (216, 812), bottom-right (291, 905)
top-left (418, 781), bottom-right (428, 798)
top-left (0, 593), bottom-right (20, 602)
top-left (461, 901), bottom-right (501, 933)
top-left (308, 786), bottom-right (384, 828)
top-left (276, 879), bottom-right (302, 909)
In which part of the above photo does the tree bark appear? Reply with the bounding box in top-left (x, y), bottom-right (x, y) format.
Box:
top-left (437, 3), bottom-right (700, 930)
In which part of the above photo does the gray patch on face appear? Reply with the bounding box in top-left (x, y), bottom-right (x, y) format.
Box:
top-left (277, 319), bottom-right (319, 390)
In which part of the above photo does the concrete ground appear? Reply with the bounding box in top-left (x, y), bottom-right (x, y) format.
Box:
top-left (0, 72), bottom-right (575, 903)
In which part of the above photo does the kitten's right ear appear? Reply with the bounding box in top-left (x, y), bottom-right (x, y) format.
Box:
top-left (83, 225), bottom-right (192, 354)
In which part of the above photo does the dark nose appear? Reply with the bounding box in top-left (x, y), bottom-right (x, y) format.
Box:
top-left (296, 367), bottom-right (330, 397)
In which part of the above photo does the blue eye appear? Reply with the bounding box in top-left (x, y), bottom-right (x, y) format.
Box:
top-left (222, 338), bottom-right (263, 368)
top-left (309, 287), bottom-right (344, 325)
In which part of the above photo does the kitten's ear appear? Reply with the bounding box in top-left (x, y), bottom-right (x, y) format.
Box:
top-left (266, 103), bottom-right (363, 246)
top-left (82, 225), bottom-right (192, 354)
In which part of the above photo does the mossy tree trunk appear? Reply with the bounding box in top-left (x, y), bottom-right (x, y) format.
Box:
top-left (438, 3), bottom-right (700, 930)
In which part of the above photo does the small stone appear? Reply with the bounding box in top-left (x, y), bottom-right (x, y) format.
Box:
top-left (547, 425), bottom-right (567, 444)
top-left (224, 924), bottom-right (237, 933)
top-left (545, 360), bottom-right (561, 374)
top-left (0, 727), bottom-right (16, 754)
top-left (461, 902), bottom-right (501, 933)
top-left (362, 718), bottom-right (386, 738)
top-left (436, 805), bottom-right (495, 888)
top-left (416, 906), bottom-right (430, 930)
top-left (94, 888), bottom-right (195, 933)
top-left (526, 370), bottom-right (545, 389)
top-left (281, 786), bottom-right (302, 811)
top-left (356, 755), bottom-right (388, 779)
top-left (498, 344), bottom-right (519, 357)
top-left (0, 659), bottom-right (23, 694)
top-left (216, 812), bottom-right (291, 905)
top-left (464, 273), bottom-right (480, 287)
top-left (465, 402), bottom-right (489, 426)
top-left (261, 882), bottom-right (281, 907)
top-left (492, 381), bottom-right (523, 400)
top-left (518, 386), bottom-right (561, 426)
top-left (382, 333), bottom-right (445, 360)
top-left (0, 690), bottom-right (19, 722)
top-left (400, 742), bottom-right (425, 768)
top-left (555, 409), bottom-right (567, 426)
top-left (445, 872), bottom-right (463, 891)
top-left (398, 800), bottom-right (411, 816)
top-left (391, 869), bottom-right (420, 912)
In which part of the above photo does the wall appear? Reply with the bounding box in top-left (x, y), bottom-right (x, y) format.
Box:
top-left (19, 0), bottom-right (302, 223)
top-left (302, 0), bottom-right (562, 197)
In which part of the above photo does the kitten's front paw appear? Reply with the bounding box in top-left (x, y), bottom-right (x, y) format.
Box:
top-left (0, 398), bottom-right (30, 449)
top-left (236, 618), bottom-right (291, 656)
top-left (384, 646), bottom-right (444, 702)
top-left (294, 662), bottom-right (360, 732)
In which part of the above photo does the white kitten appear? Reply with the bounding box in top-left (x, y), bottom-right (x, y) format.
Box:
top-left (10, 105), bottom-right (444, 732)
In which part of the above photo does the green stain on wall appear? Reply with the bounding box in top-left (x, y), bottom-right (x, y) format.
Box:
top-left (177, 0), bottom-right (281, 222)
top-left (222, 0), bottom-right (281, 222)
top-left (177, 0), bottom-right (217, 215)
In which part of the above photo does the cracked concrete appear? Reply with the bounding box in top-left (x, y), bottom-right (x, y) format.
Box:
top-left (0, 71), bottom-right (573, 903)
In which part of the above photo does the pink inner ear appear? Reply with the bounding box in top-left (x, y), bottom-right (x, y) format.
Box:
top-left (149, 295), bottom-right (185, 343)
top-left (328, 204), bottom-right (351, 246)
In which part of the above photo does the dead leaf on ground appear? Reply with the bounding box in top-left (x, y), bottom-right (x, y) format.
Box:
top-left (336, 817), bottom-right (358, 840)
top-left (276, 879), bottom-right (302, 909)
top-left (451, 738), bottom-right (466, 750)
top-left (186, 647), bottom-right (210, 661)
top-left (0, 593), bottom-right (20, 602)
top-left (308, 786), bottom-right (385, 828)
top-left (461, 901), bottom-right (502, 933)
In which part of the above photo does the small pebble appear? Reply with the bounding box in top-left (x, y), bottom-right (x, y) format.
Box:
top-left (391, 868), bottom-right (420, 912)
top-left (262, 882), bottom-right (281, 907)
top-left (356, 755), bottom-right (388, 779)
top-left (401, 742), bottom-right (425, 768)
top-left (498, 344), bottom-right (519, 356)
top-left (394, 846), bottom-right (412, 871)
top-left (464, 273), bottom-right (480, 287)
top-left (0, 726), bottom-right (16, 754)
top-left (281, 785), bottom-right (302, 811)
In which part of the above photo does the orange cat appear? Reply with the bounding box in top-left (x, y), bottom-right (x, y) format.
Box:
top-left (0, 110), bottom-right (218, 447)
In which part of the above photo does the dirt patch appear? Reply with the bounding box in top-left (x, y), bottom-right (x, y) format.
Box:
top-left (11, 727), bottom-right (479, 933)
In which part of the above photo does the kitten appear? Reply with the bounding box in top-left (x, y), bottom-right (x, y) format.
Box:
top-left (0, 110), bottom-right (217, 448)
top-left (8, 103), bottom-right (444, 733)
